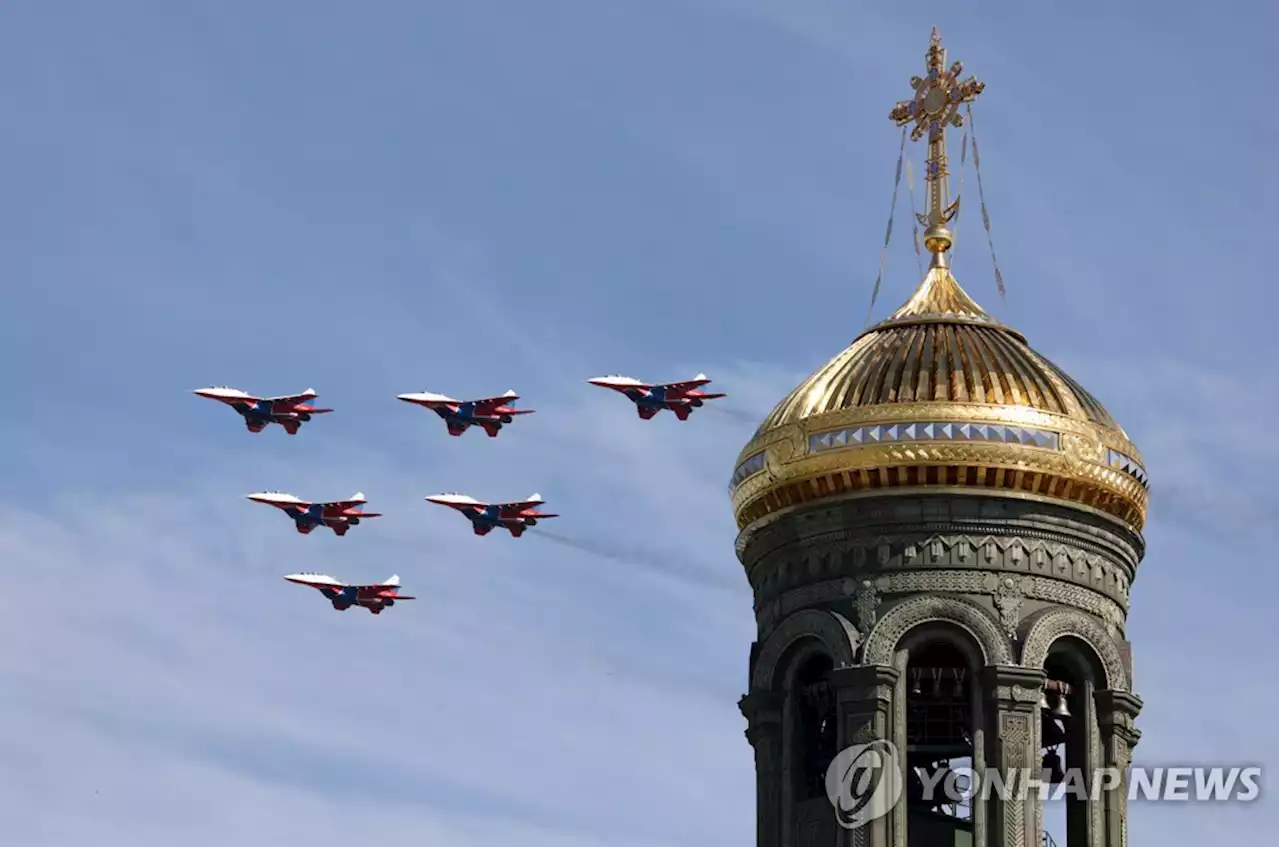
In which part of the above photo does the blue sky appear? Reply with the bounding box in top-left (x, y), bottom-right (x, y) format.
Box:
top-left (0, 1), bottom-right (1274, 844)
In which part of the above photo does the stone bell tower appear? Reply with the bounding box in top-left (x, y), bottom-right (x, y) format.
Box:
top-left (729, 30), bottom-right (1148, 847)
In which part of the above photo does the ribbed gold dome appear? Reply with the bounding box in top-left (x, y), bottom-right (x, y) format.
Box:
top-left (729, 268), bottom-right (1149, 536)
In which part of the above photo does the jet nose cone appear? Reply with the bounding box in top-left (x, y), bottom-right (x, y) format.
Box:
top-left (396, 393), bottom-right (416, 401)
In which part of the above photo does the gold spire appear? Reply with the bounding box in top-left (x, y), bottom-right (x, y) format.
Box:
top-left (889, 27), bottom-right (985, 269)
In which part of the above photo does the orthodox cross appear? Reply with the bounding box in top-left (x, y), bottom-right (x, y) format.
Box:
top-left (889, 28), bottom-right (985, 264)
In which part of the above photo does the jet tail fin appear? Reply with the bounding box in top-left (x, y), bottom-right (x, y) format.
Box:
top-left (382, 574), bottom-right (401, 587)
top-left (349, 491), bottom-right (366, 502)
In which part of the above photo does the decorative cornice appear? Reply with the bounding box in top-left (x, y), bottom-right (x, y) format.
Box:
top-left (829, 664), bottom-right (900, 705)
top-left (752, 547), bottom-right (1131, 636)
top-left (1094, 689), bottom-right (1143, 722)
top-left (984, 665), bottom-right (1047, 711)
top-left (740, 496), bottom-right (1144, 573)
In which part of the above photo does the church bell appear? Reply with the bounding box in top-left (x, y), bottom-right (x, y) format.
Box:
top-left (1052, 692), bottom-right (1072, 718)
top-left (1042, 750), bottom-right (1066, 784)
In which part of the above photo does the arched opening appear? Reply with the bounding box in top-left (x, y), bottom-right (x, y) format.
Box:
top-left (899, 631), bottom-right (980, 847)
top-left (791, 651), bottom-right (837, 801)
top-left (1041, 638), bottom-right (1107, 847)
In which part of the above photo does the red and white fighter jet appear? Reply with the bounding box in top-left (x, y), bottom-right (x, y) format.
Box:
top-left (284, 572), bottom-right (415, 614)
top-left (191, 386), bottom-right (332, 434)
top-left (424, 492), bottom-right (558, 538)
top-left (586, 373), bottom-right (726, 420)
top-left (395, 389), bottom-right (534, 437)
top-left (246, 491), bottom-right (382, 536)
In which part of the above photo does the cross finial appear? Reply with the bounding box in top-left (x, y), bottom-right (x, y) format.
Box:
top-left (889, 28), bottom-right (985, 268)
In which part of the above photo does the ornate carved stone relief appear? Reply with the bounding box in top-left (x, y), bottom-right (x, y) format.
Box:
top-left (749, 530), bottom-right (1134, 617)
top-left (999, 713), bottom-right (1031, 766)
top-left (756, 567), bottom-right (1127, 644)
top-left (990, 574), bottom-right (1026, 638)
top-left (862, 594), bottom-right (1012, 666)
top-left (994, 685), bottom-right (1044, 705)
top-left (853, 579), bottom-right (879, 633)
top-left (740, 496), bottom-right (1142, 572)
top-left (1019, 607), bottom-right (1130, 692)
top-left (750, 608), bottom-right (861, 691)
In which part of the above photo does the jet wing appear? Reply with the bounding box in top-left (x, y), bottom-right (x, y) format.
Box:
top-left (498, 497), bottom-right (545, 510)
top-left (260, 389), bottom-right (319, 404)
top-left (470, 390), bottom-right (519, 412)
top-left (659, 375), bottom-right (712, 393)
top-left (353, 584), bottom-right (415, 597)
top-left (321, 492), bottom-right (368, 508)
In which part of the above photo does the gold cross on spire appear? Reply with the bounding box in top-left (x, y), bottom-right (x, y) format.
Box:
top-left (889, 27), bottom-right (985, 268)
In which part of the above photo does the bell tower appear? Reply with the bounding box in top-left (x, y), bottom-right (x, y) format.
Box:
top-left (730, 29), bottom-right (1148, 847)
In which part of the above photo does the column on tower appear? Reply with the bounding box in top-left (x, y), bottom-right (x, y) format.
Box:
top-left (983, 665), bottom-right (1047, 847)
top-left (1094, 691), bottom-right (1142, 847)
top-left (829, 663), bottom-right (900, 847)
top-left (740, 690), bottom-right (785, 845)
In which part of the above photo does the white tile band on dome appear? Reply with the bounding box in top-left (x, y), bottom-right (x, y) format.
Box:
top-left (1106, 449), bottom-right (1150, 487)
top-left (808, 421), bottom-right (1061, 453)
top-left (731, 451), bottom-right (767, 487)
top-left (732, 423), bottom-right (1149, 492)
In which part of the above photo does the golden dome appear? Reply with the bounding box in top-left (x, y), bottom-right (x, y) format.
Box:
top-left (730, 29), bottom-right (1149, 540)
top-left (729, 266), bottom-right (1149, 536)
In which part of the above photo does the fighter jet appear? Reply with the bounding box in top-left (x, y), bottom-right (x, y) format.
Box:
top-left (587, 373), bottom-right (725, 420)
top-left (284, 573), bottom-right (415, 614)
top-left (246, 491), bottom-right (381, 536)
top-left (192, 386), bottom-right (332, 434)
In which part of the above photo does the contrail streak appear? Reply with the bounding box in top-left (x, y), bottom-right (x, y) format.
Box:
top-left (528, 529), bottom-right (744, 592)
top-left (705, 404), bottom-right (761, 425)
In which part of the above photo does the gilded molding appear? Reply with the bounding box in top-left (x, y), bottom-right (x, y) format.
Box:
top-left (731, 435), bottom-right (1149, 535)
top-left (730, 397), bottom-right (1149, 531)
top-left (1019, 607), bottom-right (1130, 692)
